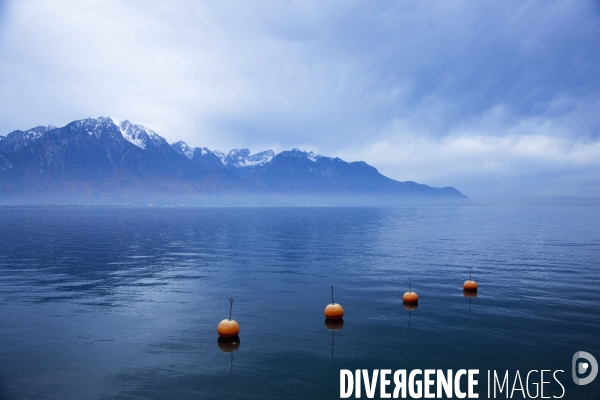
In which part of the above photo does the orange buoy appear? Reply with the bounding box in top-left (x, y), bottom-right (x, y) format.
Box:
top-left (463, 267), bottom-right (478, 292)
top-left (218, 298), bottom-right (240, 338)
top-left (324, 286), bottom-right (344, 320)
top-left (402, 278), bottom-right (419, 305)
top-left (325, 303), bottom-right (344, 319)
top-left (218, 319), bottom-right (240, 337)
top-left (403, 291), bottom-right (419, 304)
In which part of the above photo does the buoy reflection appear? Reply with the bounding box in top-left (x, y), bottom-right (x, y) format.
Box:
top-left (217, 336), bottom-right (240, 353)
top-left (404, 302), bottom-right (417, 327)
top-left (463, 289), bottom-right (477, 312)
top-left (324, 318), bottom-right (344, 331)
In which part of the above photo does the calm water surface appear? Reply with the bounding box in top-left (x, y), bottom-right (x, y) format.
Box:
top-left (0, 207), bottom-right (599, 399)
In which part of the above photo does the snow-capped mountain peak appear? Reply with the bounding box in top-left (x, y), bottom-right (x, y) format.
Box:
top-left (108, 116), bottom-right (123, 126)
top-left (63, 117), bottom-right (168, 149)
top-left (110, 117), bottom-right (165, 149)
top-left (0, 125), bottom-right (58, 153)
top-left (10, 125), bottom-right (57, 139)
top-left (0, 116), bottom-right (470, 205)
top-left (224, 148), bottom-right (274, 168)
top-left (284, 148), bottom-right (322, 162)
top-left (243, 150), bottom-right (275, 166)
top-left (172, 141), bottom-right (194, 159)
top-left (192, 147), bottom-right (214, 157)
top-left (72, 116), bottom-right (117, 137)
top-left (306, 151), bottom-right (321, 162)
top-left (224, 149), bottom-right (251, 167)
top-left (213, 150), bottom-right (227, 165)
top-left (170, 142), bottom-right (224, 162)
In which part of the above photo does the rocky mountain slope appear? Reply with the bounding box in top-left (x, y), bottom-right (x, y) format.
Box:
top-left (0, 117), bottom-right (471, 205)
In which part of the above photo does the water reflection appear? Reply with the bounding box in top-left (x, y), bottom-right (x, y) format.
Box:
top-left (324, 319), bottom-right (344, 357)
top-left (217, 336), bottom-right (240, 353)
top-left (0, 207), bottom-right (599, 399)
top-left (324, 319), bottom-right (344, 331)
top-left (218, 336), bottom-right (240, 373)
top-left (463, 290), bottom-right (477, 312)
top-left (403, 303), bottom-right (418, 328)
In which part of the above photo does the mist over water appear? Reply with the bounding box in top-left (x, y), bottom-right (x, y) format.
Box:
top-left (0, 207), bottom-right (598, 399)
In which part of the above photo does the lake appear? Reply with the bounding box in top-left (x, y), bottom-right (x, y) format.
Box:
top-left (0, 207), bottom-right (599, 399)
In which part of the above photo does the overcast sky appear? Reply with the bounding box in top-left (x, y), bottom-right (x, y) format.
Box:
top-left (1, 0), bottom-right (599, 202)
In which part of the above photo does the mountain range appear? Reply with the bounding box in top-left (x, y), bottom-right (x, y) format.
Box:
top-left (0, 117), bottom-right (471, 205)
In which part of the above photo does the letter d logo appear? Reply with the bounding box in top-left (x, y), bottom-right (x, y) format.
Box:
top-left (572, 351), bottom-right (598, 385)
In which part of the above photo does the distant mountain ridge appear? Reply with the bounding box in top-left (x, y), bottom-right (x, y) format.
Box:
top-left (0, 117), bottom-right (471, 205)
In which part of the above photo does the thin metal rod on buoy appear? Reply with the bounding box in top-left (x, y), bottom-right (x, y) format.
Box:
top-left (331, 285), bottom-right (335, 304)
top-left (403, 277), bottom-right (419, 304)
top-left (463, 267), bottom-right (478, 292)
top-left (325, 286), bottom-right (344, 319)
top-left (218, 298), bottom-right (240, 338)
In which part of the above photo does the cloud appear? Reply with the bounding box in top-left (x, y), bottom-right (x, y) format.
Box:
top-left (339, 103), bottom-right (600, 201)
top-left (0, 0), bottom-right (599, 199)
